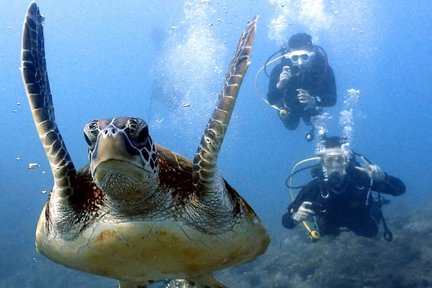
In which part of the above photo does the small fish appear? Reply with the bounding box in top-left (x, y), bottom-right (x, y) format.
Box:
top-left (28, 163), bottom-right (40, 169)
top-left (181, 103), bottom-right (190, 108)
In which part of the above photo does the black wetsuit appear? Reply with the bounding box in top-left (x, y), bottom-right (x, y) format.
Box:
top-left (282, 165), bottom-right (406, 238)
top-left (267, 46), bottom-right (337, 130)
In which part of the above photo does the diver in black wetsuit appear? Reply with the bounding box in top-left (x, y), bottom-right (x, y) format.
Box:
top-left (266, 33), bottom-right (336, 140)
top-left (282, 136), bottom-right (406, 239)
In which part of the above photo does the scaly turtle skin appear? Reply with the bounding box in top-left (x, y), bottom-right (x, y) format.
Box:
top-left (21, 2), bottom-right (269, 288)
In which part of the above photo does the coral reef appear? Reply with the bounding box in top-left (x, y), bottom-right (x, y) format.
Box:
top-left (217, 200), bottom-right (432, 288)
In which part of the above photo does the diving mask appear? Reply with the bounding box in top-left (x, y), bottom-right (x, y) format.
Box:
top-left (284, 50), bottom-right (315, 66)
top-left (320, 148), bottom-right (349, 179)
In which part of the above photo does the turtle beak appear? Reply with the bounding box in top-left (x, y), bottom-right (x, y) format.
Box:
top-left (90, 125), bottom-right (145, 176)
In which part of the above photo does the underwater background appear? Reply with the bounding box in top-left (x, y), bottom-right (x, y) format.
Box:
top-left (1, 0), bottom-right (431, 287)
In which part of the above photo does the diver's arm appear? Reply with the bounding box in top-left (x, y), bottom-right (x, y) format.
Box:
top-left (356, 164), bottom-right (406, 196)
top-left (282, 211), bottom-right (297, 228)
top-left (282, 183), bottom-right (317, 229)
top-left (372, 173), bottom-right (406, 196)
top-left (267, 63), bottom-right (285, 105)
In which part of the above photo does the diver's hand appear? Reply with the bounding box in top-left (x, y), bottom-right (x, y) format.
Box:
top-left (276, 66), bottom-right (291, 89)
top-left (356, 164), bottom-right (386, 181)
top-left (297, 89), bottom-right (316, 109)
top-left (292, 201), bottom-right (315, 222)
top-left (367, 164), bottom-right (386, 181)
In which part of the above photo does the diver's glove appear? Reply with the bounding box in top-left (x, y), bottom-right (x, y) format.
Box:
top-left (297, 89), bottom-right (317, 109)
top-left (367, 164), bottom-right (386, 181)
top-left (292, 201), bottom-right (315, 223)
top-left (276, 65), bottom-right (291, 89)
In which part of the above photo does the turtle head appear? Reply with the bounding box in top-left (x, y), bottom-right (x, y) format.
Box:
top-left (83, 117), bottom-right (159, 202)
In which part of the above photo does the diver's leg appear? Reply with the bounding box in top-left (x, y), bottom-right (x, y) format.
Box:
top-left (301, 111), bottom-right (318, 141)
top-left (351, 216), bottom-right (380, 238)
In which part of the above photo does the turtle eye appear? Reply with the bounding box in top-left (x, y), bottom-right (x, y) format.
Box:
top-left (135, 125), bottom-right (149, 144)
top-left (83, 120), bottom-right (99, 147)
top-left (126, 118), bottom-right (149, 147)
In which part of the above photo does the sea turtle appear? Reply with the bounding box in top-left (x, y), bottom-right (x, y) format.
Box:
top-left (21, 2), bottom-right (269, 288)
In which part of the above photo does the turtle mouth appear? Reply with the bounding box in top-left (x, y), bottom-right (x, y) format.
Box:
top-left (92, 159), bottom-right (147, 184)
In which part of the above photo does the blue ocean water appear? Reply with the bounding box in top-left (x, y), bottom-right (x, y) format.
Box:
top-left (1, 1), bottom-right (431, 287)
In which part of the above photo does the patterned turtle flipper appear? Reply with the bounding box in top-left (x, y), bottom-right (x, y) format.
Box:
top-left (192, 16), bottom-right (257, 197)
top-left (21, 2), bottom-right (77, 199)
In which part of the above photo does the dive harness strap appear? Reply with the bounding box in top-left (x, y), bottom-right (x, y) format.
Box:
top-left (377, 191), bottom-right (393, 242)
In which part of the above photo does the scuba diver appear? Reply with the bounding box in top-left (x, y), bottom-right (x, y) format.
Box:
top-left (266, 33), bottom-right (337, 141)
top-left (282, 136), bottom-right (406, 241)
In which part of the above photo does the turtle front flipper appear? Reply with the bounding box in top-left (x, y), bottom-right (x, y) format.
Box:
top-left (21, 2), bottom-right (76, 198)
top-left (192, 16), bottom-right (258, 196)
